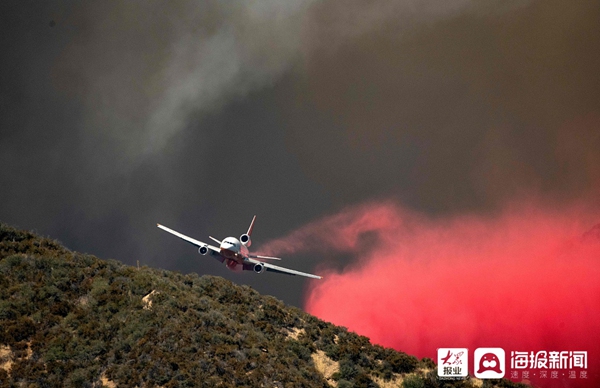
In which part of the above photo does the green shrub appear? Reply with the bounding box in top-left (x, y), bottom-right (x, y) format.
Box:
top-left (403, 374), bottom-right (426, 388)
top-left (339, 358), bottom-right (359, 380)
top-left (0, 224), bottom-right (517, 387)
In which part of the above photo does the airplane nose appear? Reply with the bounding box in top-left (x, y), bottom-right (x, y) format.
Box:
top-left (220, 241), bottom-right (240, 258)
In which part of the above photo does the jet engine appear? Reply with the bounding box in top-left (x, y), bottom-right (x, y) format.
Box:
top-left (198, 246), bottom-right (208, 255)
top-left (240, 233), bottom-right (252, 247)
top-left (253, 263), bottom-right (265, 273)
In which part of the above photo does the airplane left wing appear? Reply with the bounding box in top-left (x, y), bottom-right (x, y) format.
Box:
top-left (157, 224), bottom-right (223, 261)
top-left (246, 258), bottom-right (322, 279)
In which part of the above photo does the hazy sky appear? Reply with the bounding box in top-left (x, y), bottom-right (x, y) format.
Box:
top-left (1, 0), bottom-right (599, 307)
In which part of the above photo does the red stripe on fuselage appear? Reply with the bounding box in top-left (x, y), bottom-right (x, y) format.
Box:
top-left (220, 248), bottom-right (243, 263)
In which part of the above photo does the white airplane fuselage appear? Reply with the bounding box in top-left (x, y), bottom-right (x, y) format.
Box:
top-left (219, 237), bottom-right (249, 263)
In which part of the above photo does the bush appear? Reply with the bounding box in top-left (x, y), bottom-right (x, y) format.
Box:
top-left (403, 374), bottom-right (426, 388)
top-left (6, 316), bottom-right (36, 342)
top-left (388, 351), bottom-right (418, 374)
top-left (338, 358), bottom-right (359, 380)
top-left (421, 357), bottom-right (436, 369)
top-left (337, 379), bottom-right (353, 388)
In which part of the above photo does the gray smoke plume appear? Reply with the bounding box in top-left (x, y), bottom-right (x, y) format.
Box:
top-left (7, 0), bottom-right (595, 309)
top-left (46, 0), bottom-right (530, 170)
top-left (52, 1), bottom-right (314, 167)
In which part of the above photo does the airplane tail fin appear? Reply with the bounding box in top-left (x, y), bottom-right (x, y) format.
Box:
top-left (240, 215), bottom-right (257, 247)
top-left (247, 215), bottom-right (257, 236)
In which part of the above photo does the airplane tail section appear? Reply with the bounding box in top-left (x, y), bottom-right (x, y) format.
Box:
top-left (247, 215), bottom-right (256, 236)
top-left (240, 215), bottom-right (257, 247)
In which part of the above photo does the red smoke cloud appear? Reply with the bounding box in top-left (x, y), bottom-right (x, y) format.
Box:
top-left (264, 201), bottom-right (600, 386)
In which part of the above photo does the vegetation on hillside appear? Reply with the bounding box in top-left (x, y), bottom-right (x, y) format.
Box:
top-left (0, 223), bottom-right (527, 387)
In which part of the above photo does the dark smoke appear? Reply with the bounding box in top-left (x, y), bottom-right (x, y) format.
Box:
top-left (1, 0), bottom-right (599, 310)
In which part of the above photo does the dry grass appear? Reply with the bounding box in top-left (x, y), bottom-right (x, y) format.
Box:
top-left (286, 327), bottom-right (305, 340)
top-left (372, 373), bottom-right (404, 388)
top-left (142, 290), bottom-right (158, 310)
top-left (311, 350), bottom-right (339, 387)
top-left (100, 372), bottom-right (117, 388)
top-left (0, 345), bottom-right (12, 374)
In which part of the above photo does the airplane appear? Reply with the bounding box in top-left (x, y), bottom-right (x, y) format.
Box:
top-left (157, 216), bottom-right (322, 279)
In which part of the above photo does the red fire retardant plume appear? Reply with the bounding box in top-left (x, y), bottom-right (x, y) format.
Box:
top-left (265, 201), bottom-right (600, 387)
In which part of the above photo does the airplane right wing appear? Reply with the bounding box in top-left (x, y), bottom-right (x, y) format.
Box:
top-left (157, 224), bottom-right (223, 262)
top-left (246, 258), bottom-right (322, 279)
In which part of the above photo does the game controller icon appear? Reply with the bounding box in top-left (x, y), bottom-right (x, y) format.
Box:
top-left (477, 352), bottom-right (502, 374)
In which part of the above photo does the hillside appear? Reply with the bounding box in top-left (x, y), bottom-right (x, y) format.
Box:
top-left (0, 223), bottom-right (526, 387)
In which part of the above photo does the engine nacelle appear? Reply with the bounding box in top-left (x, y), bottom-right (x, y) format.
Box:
top-left (253, 263), bottom-right (265, 274)
top-left (198, 246), bottom-right (208, 255)
top-left (240, 233), bottom-right (252, 247)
